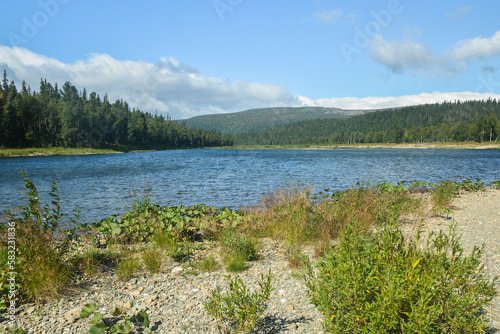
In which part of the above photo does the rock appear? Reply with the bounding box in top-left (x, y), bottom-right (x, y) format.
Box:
top-left (123, 301), bottom-right (133, 309)
top-left (26, 306), bottom-right (36, 314)
top-left (64, 308), bottom-right (81, 323)
top-left (171, 267), bottom-right (183, 274)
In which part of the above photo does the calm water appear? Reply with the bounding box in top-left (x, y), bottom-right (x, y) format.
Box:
top-left (1, 148), bottom-right (499, 224)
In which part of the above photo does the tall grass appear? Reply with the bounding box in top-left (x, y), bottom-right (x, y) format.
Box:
top-left (0, 171), bottom-right (76, 304)
top-left (246, 183), bottom-right (421, 249)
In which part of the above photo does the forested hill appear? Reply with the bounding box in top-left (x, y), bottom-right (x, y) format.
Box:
top-left (235, 100), bottom-right (500, 145)
top-left (0, 71), bottom-right (233, 149)
top-left (182, 106), bottom-right (367, 135)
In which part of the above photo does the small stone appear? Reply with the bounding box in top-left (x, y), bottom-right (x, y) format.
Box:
top-left (171, 267), bottom-right (183, 274)
top-left (64, 308), bottom-right (81, 323)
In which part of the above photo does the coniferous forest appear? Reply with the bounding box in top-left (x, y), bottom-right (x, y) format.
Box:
top-left (0, 71), bottom-right (233, 149)
top-left (234, 100), bottom-right (500, 145)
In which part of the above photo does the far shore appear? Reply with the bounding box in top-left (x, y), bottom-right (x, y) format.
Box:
top-left (231, 142), bottom-right (500, 150)
top-left (0, 147), bottom-right (126, 158)
top-left (1, 141), bottom-right (499, 157)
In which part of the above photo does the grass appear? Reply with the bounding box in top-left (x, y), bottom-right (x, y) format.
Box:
top-left (141, 245), bottom-right (163, 275)
top-left (247, 183), bottom-right (421, 251)
top-left (219, 228), bottom-right (259, 272)
top-left (115, 247), bottom-right (141, 281)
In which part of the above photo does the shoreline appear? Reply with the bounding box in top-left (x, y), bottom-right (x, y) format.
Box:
top-left (231, 142), bottom-right (500, 150)
top-left (1, 142), bottom-right (499, 157)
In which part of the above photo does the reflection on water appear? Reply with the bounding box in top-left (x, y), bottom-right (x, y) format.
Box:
top-left (1, 148), bottom-right (499, 224)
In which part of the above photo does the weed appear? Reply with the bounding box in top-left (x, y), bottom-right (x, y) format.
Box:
top-left (204, 269), bottom-right (273, 334)
top-left (115, 248), bottom-right (141, 281)
top-left (0, 171), bottom-right (77, 304)
top-left (141, 246), bottom-right (162, 275)
top-left (199, 255), bottom-right (219, 272)
top-left (80, 303), bottom-right (150, 333)
top-left (219, 228), bottom-right (258, 272)
top-left (284, 244), bottom-right (303, 269)
top-left (431, 180), bottom-right (460, 215)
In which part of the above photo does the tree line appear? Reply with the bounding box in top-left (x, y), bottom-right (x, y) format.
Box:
top-left (235, 100), bottom-right (500, 145)
top-left (0, 71), bottom-right (233, 149)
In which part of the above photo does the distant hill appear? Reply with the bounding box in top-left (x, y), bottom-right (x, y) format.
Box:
top-left (181, 107), bottom-right (367, 135)
top-left (234, 100), bottom-right (500, 145)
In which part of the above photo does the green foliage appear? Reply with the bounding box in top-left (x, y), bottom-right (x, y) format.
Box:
top-left (302, 221), bottom-right (498, 333)
top-left (71, 246), bottom-right (118, 277)
top-left (80, 303), bottom-right (150, 334)
top-left (219, 229), bottom-right (259, 272)
top-left (491, 180), bottom-right (500, 188)
top-left (1, 171), bottom-right (76, 304)
top-left (204, 269), bottom-right (273, 334)
top-left (96, 202), bottom-right (229, 244)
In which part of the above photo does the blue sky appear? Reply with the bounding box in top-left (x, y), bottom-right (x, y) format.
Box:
top-left (1, 0), bottom-right (500, 119)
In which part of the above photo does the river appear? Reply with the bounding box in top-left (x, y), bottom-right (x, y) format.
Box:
top-left (1, 148), bottom-right (499, 224)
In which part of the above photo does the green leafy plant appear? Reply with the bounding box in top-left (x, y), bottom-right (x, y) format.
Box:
top-left (204, 269), bottom-right (273, 333)
top-left (431, 180), bottom-right (460, 216)
top-left (302, 220), bottom-right (498, 333)
top-left (80, 303), bottom-right (150, 334)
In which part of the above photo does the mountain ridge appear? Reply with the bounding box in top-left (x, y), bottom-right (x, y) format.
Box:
top-left (181, 106), bottom-right (372, 135)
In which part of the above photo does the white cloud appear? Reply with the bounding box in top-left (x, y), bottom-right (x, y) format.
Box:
top-left (313, 8), bottom-right (353, 24)
top-left (1, 45), bottom-right (499, 118)
top-left (369, 34), bottom-right (460, 75)
top-left (449, 30), bottom-right (500, 61)
top-left (0, 45), bottom-right (299, 119)
top-left (313, 9), bottom-right (343, 23)
top-left (445, 6), bottom-right (471, 20)
top-left (299, 91), bottom-right (500, 110)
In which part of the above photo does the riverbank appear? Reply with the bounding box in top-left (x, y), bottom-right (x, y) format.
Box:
top-left (0, 147), bottom-right (125, 158)
top-left (1, 183), bottom-right (498, 333)
top-left (231, 142), bottom-right (500, 150)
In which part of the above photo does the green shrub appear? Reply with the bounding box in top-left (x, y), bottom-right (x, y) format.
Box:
top-left (432, 180), bottom-right (460, 215)
top-left (302, 221), bottom-right (498, 333)
top-left (204, 269), bottom-right (273, 333)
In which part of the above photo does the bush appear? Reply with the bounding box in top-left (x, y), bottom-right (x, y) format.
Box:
top-left (302, 221), bottom-right (498, 333)
top-left (432, 180), bottom-right (460, 215)
top-left (204, 269), bottom-right (273, 333)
